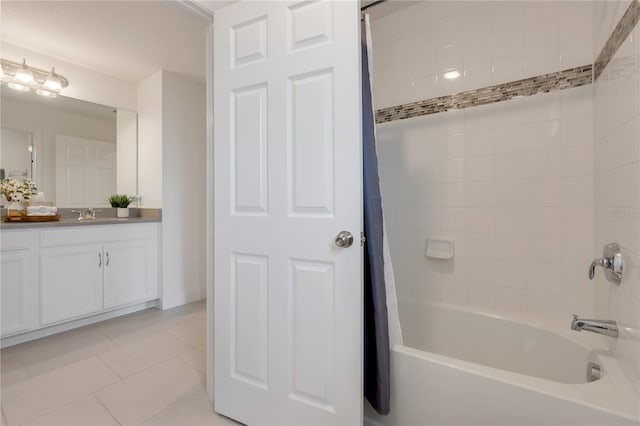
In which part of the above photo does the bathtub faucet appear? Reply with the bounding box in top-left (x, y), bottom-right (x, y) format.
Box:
top-left (571, 314), bottom-right (618, 338)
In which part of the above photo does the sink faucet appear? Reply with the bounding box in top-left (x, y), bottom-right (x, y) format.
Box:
top-left (84, 208), bottom-right (101, 220)
top-left (571, 314), bottom-right (618, 338)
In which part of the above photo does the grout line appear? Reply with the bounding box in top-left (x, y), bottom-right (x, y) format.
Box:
top-left (94, 352), bottom-right (128, 380)
top-left (92, 392), bottom-right (122, 426)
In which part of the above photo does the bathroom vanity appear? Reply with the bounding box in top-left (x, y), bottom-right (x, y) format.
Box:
top-left (1, 215), bottom-right (161, 347)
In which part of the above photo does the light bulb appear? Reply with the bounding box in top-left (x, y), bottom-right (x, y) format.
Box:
top-left (36, 89), bottom-right (56, 97)
top-left (44, 67), bottom-right (62, 91)
top-left (8, 82), bottom-right (30, 91)
top-left (14, 59), bottom-right (34, 84)
top-left (443, 70), bottom-right (461, 80)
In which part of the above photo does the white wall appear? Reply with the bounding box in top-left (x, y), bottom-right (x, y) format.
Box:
top-left (160, 71), bottom-right (206, 309)
top-left (593, 0), bottom-right (640, 407)
top-left (136, 71), bottom-right (163, 208)
top-left (1, 97), bottom-right (115, 203)
top-left (373, 1), bottom-right (595, 328)
top-left (135, 69), bottom-right (206, 309)
top-left (116, 109), bottom-right (138, 197)
top-left (1, 42), bottom-right (137, 111)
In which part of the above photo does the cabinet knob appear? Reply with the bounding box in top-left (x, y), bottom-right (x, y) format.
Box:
top-left (98, 252), bottom-right (102, 267)
top-left (106, 252), bottom-right (110, 267)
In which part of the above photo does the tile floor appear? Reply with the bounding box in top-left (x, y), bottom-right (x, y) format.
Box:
top-left (0, 300), bottom-right (239, 426)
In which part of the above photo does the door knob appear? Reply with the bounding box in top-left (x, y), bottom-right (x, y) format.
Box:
top-left (335, 231), bottom-right (354, 248)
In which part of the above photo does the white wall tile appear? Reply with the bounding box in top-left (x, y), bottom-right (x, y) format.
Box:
top-left (439, 158), bottom-right (466, 183)
top-left (466, 156), bottom-right (494, 182)
top-left (466, 129), bottom-right (494, 157)
top-left (441, 280), bottom-right (467, 306)
top-left (495, 287), bottom-right (528, 319)
top-left (496, 261), bottom-right (528, 289)
top-left (494, 125), bottom-right (526, 154)
top-left (468, 284), bottom-right (496, 312)
top-left (372, 1), bottom-right (598, 328)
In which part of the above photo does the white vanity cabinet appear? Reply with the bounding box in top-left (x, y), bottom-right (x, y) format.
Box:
top-left (40, 244), bottom-right (105, 325)
top-left (1, 230), bottom-right (36, 336)
top-left (1, 222), bottom-right (159, 342)
top-left (103, 239), bottom-right (156, 309)
top-left (39, 223), bottom-right (158, 325)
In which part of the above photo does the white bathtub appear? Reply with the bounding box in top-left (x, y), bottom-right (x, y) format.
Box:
top-left (365, 301), bottom-right (640, 425)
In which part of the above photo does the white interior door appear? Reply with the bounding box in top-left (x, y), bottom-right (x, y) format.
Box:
top-left (55, 135), bottom-right (116, 207)
top-left (213, 1), bottom-right (363, 425)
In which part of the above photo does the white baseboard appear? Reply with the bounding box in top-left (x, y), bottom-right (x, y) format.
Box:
top-left (160, 287), bottom-right (205, 310)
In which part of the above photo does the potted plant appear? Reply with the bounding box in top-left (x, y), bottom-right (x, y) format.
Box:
top-left (107, 194), bottom-right (133, 218)
top-left (1, 178), bottom-right (38, 217)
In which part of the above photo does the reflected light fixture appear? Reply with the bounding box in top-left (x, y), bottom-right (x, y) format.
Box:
top-left (14, 59), bottom-right (34, 84)
top-left (1, 58), bottom-right (68, 97)
top-left (443, 70), bottom-right (461, 80)
top-left (7, 82), bottom-right (30, 92)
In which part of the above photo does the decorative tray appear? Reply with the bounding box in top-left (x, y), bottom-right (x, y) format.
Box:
top-left (3, 214), bottom-right (61, 223)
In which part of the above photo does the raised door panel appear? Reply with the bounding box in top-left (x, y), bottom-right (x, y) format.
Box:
top-left (1, 252), bottom-right (34, 336)
top-left (103, 240), bottom-right (152, 309)
top-left (40, 245), bottom-right (104, 325)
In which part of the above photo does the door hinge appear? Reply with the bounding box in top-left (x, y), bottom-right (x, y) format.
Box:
top-left (360, 232), bottom-right (366, 247)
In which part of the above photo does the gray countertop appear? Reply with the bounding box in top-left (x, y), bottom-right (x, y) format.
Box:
top-left (0, 208), bottom-right (162, 230)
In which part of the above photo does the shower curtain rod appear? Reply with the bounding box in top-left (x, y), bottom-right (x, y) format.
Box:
top-left (361, 0), bottom-right (387, 12)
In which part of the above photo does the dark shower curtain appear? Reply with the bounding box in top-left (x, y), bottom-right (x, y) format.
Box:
top-left (361, 18), bottom-right (391, 416)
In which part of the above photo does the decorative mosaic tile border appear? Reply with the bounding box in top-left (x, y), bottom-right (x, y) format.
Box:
top-left (594, 0), bottom-right (640, 81)
top-left (375, 65), bottom-right (593, 123)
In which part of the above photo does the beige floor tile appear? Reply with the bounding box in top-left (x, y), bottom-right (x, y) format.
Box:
top-left (16, 327), bottom-right (117, 378)
top-left (99, 332), bottom-right (191, 378)
top-left (95, 310), bottom-right (177, 346)
top-left (167, 319), bottom-right (206, 348)
top-left (1, 357), bottom-right (119, 425)
top-left (0, 352), bottom-right (31, 389)
top-left (178, 345), bottom-right (206, 374)
top-left (95, 358), bottom-right (203, 425)
top-left (140, 387), bottom-right (240, 426)
top-left (23, 395), bottom-right (119, 426)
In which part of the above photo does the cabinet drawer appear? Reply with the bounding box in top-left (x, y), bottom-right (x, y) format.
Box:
top-left (1, 230), bottom-right (34, 252)
top-left (40, 223), bottom-right (156, 247)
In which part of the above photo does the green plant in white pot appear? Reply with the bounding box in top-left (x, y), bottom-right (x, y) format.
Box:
top-left (107, 194), bottom-right (133, 218)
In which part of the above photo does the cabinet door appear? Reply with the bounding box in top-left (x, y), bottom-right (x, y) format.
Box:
top-left (103, 240), bottom-right (153, 309)
top-left (1, 251), bottom-right (34, 336)
top-left (40, 245), bottom-right (104, 325)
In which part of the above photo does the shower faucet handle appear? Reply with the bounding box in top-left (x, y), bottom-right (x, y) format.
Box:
top-left (589, 242), bottom-right (624, 284)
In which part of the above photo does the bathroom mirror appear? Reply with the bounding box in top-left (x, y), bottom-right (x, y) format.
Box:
top-left (0, 89), bottom-right (137, 208)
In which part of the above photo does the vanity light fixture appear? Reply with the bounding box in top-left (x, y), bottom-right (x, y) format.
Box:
top-left (14, 59), bottom-right (34, 84)
top-left (7, 82), bottom-right (30, 92)
top-left (44, 68), bottom-right (63, 91)
top-left (0, 58), bottom-right (69, 97)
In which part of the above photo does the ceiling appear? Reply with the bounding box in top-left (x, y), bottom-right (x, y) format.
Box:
top-left (364, 0), bottom-right (421, 20)
top-left (1, 1), bottom-right (216, 84)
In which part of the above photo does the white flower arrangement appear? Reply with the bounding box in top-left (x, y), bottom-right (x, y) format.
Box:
top-left (1, 178), bottom-right (38, 203)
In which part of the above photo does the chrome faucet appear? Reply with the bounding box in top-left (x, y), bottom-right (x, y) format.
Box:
top-left (571, 314), bottom-right (619, 338)
top-left (589, 242), bottom-right (624, 284)
top-left (84, 208), bottom-right (101, 220)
